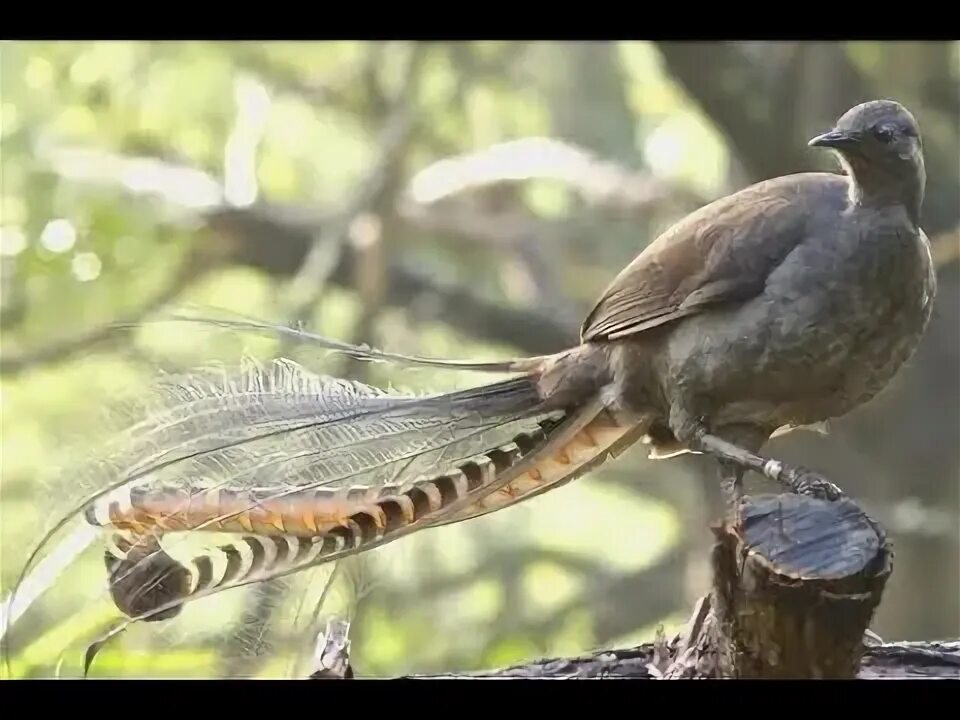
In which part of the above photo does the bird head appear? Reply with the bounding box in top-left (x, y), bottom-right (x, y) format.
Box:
top-left (808, 99), bottom-right (925, 222)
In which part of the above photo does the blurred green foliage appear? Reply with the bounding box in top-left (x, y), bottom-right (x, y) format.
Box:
top-left (1, 40), bottom-right (957, 678)
top-left (2, 40), bottom-right (708, 678)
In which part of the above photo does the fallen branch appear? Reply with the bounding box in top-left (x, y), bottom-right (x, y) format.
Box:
top-left (393, 639), bottom-right (960, 680)
top-left (307, 490), bottom-right (958, 680)
top-left (303, 622), bottom-right (959, 680)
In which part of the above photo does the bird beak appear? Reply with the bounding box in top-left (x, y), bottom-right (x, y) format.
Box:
top-left (808, 129), bottom-right (859, 149)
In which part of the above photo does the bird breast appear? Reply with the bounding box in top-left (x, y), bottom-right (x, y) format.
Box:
top-left (658, 209), bottom-right (935, 430)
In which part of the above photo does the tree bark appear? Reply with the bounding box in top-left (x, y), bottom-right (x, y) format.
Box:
top-left (393, 639), bottom-right (960, 679)
top-left (663, 493), bottom-right (892, 679)
top-left (308, 491), bottom-right (959, 680)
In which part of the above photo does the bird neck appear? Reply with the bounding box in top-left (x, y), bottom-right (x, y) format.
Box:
top-left (841, 155), bottom-right (925, 227)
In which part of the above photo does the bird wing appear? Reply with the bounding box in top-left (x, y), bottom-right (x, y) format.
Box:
top-left (580, 172), bottom-right (848, 342)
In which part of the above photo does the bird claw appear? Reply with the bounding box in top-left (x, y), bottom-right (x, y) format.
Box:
top-left (783, 467), bottom-right (844, 501)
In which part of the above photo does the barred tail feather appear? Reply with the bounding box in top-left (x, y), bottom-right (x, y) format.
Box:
top-left (83, 407), bottom-right (576, 626)
top-left (85, 391), bottom-right (643, 632)
top-left (5, 316), bottom-right (641, 678)
top-left (3, 356), bottom-right (559, 674)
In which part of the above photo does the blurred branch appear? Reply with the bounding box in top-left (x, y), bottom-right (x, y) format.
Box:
top-left (398, 197), bottom-right (566, 249)
top-left (30, 142), bottom-right (584, 355)
top-left (231, 48), bottom-right (360, 112)
top-left (656, 42), bottom-right (790, 181)
top-left (281, 43), bottom-right (424, 334)
top-left (16, 134), bottom-right (957, 376)
top-left (24, 108), bottom-right (710, 368)
top-left (206, 202), bottom-right (579, 353)
top-left (655, 42), bottom-right (868, 182)
top-left (236, 42), bottom-right (460, 157)
top-left (0, 255), bottom-right (27, 329)
top-left (450, 42), bottom-right (532, 81)
top-left (0, 244), bottom-right (219, 377)
top-left (223, 74), bottom-right (271, 207)
top-left (398, 198), bottom-right (582, 327)
top-left (405, 136), bottom-right (703, 214)
top-left (402, 135), bottom-right (703, 326)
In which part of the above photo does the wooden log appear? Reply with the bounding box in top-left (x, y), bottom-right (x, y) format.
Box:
top-left (303, 618), bottom-right (959, 679)
top-left (306, 492), bottom-right (957, 680)
top-left (395, 639), bottom-right (960, 679)
top-left (664, 492), bottom-right (893, 679)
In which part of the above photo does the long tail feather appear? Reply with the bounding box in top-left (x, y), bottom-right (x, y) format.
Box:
top-left (3, 355), bottom-right (563, 674)
top-left (113, 306), bottom-right (546, 374)
top-left (5, 310), bottom-right (623, 677)
top-left (70, 398), bottom-right (608, 632)
top-left (80, 386), bottom-right (645, 633)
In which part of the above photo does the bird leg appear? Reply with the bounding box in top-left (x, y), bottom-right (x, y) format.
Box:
top-left (692, 431), bottom-right (844, 501)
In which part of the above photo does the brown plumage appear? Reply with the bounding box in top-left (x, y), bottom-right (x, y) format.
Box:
top-left (581, 174), bottom-right (847, 343)
top-left (7, 100), bottom-right (937, 638)
top-left (570, 100), bottom-right (934, 465)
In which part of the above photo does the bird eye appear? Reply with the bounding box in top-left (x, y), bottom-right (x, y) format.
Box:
top-left (874, 126), bottom-right (895, 143)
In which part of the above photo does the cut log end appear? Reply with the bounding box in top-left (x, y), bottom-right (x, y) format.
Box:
top-left (302, 494), bottom-right (955, 680)
top-left (711, 492), bottom-right (894, 679)
top-left (736, 494), bottom-right (887, 580)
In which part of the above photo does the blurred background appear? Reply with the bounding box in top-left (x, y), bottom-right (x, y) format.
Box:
top-left (0, 40), bottom-right (957, 678)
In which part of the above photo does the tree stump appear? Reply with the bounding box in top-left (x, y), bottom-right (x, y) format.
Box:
top-left (306, 492), bottom-right (952, 680)
top-left (663, 492), bottom-right (893, 679)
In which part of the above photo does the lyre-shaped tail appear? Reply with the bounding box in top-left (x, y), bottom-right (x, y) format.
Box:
top-left (6, 357), bottom-right (550, 624)
top-left (6, 339), bottom-right (639, 670)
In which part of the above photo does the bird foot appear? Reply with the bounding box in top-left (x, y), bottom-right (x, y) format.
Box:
top-left (690, 431), bottom-right (845, 502)
top-left (762, 461), bottom-right (844, 501)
